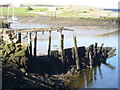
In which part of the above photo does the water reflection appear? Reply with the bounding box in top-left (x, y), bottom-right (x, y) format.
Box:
top-left (65, 63), bottom-right (115, 89)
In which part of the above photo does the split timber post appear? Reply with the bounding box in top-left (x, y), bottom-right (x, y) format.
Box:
top-left (73, 35), bottom-right (80, 70)
top-left (89, 44), bottom-right (94, 68)
top-left (90, 44), bottom-right (94, 68)
top-left (99, 43), bottom-right (104, 53)
top-left (59, 28), bottom-right (64, 63)
top-left (34, 32), bottom-right (37, 56)
top-left (48, 31), bottom-right (51, 57)
top-left (18, 33), bottom-right (21, 43)
top-left (94, 43), bottom-right (98, 57)
top-left (28, 32), bottom-right (32, 56)
top-left (94, 43), bottom-right (98, 64)
top-left (89, 51), bottom-right (92, 68)
top-left (99, 43), bottom-right (104, 61)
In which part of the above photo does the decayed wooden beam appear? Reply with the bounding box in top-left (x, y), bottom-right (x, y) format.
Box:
top-left (48, 31), bottom-right (51, 57)
top-left (73, 35), bottom-right (80, 70)
top-left (89, 45), bottom-right (93, 68)
top-left (1, 27), bottom-right (74, 34)
top-left (59, 29), bottom-right (64, 63)
top-left (89, 51), bottom-right (92, 68)
top-left (34, 32), bottom-right (37, 56)
top-left (15, 27), bottom-right (74, 33)
top-left (28, 32), bottom-right (32, 56)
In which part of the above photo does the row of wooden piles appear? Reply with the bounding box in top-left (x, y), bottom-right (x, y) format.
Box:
top-left (50, 35), bottom-right (116, 70)
top-left (17, 29), bottom-right (116, 70)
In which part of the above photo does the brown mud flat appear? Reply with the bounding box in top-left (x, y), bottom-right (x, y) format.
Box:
top-left (19, 15), bottom-right (118, 30)
top-left (17, 15), bottom-right (119, 37)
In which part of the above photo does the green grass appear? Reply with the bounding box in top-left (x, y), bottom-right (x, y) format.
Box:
top-left (0, 7), bottom-right (118, 21)
top-left (0, 7), bottom-right (48, 17)
top-left (0, 8), bottom-right (27, 16)
top-left (57, 11), bottom-right (79, 17)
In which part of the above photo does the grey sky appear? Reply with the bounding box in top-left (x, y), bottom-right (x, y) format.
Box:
top-left (0, 0), bottom-right (119, 8)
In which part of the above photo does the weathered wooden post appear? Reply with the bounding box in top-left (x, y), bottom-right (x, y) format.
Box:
top-left (89, 45), bottom-right (94, 68)
top-left (94, 43), bottom-right (98, 57)
top-left (91, 44), bottom-right (94, 59)
top-left (99, 43), bottom-right (104, 61)
top-left (89, 51), bottom-right (92, 68)
top-left (34, 32), bottom-right (37, 56)
top-left (48, 31), bottom-right (51, 57)
top-left (91, 44), bottom-right (94, 66)
top-left (59, 28), bottom-right (64, 63)
top-left (99, 43), bottom-right (104, 53)
top-left (94, 43), bottom-right (98, 64)
top-left (18, 33), bottom-right (21, 43)
top-left (73, 35), bottom-right (80, 70)
top-left (28, 32), bottom-right (32, 56)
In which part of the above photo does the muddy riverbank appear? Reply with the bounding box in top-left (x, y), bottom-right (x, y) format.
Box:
top-left (14, 15), bottom-right (119, 38)
top-left (18, 15), bottom-right (118, 30)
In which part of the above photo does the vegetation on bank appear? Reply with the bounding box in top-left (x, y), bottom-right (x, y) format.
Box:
top-left (0, 42), bottom-right (28, 58)
top-left (0, 7), bottom-right (118, 20)
top-left (0, 7), bottom-right (48, 17)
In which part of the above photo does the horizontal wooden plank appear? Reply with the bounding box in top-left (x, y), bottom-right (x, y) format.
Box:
top-left (1, 27), bottom-right (74, 33)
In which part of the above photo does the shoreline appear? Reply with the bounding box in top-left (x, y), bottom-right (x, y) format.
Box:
top-left (18, 15), bottom-right (118, 31)
top-left (11, 15), bottom-right (119, 38)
